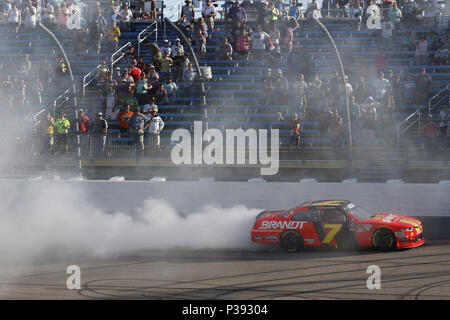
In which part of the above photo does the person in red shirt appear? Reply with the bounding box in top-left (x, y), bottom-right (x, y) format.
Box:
top-left (116, 104), bottom-right (134, 136)
top-left (78, 109), bottom-right (90, 134)
top-left (129, 60), bottom-right (142, 84)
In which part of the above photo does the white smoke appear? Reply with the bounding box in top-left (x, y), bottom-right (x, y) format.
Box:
top-left (0, 179), bottom-right (260, 268)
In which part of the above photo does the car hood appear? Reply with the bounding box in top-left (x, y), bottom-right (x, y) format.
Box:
top-left (362, 213), bottom-right (422, 228)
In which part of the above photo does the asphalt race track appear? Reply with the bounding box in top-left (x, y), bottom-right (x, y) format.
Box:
top-left (1, 240), bottom-right (450, 299)
top-left (1, 180), bottom-right (450, 300)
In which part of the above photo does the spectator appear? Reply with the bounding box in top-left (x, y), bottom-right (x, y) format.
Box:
top-left (361, 96), bottom-right (379, 145)
top-left (129, 60), bottom-right (142, 83)
top-left (136, 73), bottom-right (150, 105)
top-left (402, 0), bottom-right (417, 28)
top-left (391, 74), bottom-right (403, 107)
top-left (155, 83), bottom-right (168, 105)
top-left (273, 69), bottom-right (289, 104)
top-left (163, 77), bottom-right (178, 96)
top-left (116, 69), bottom-right (134, 101)
top-left (432, 44), bottom-right (448, 65)
top-left (401, 74), bottom-right (416, 105)
top-left (415, 68), bottom-right (431, 106)
top-left (22, 1), bottom-right (36, 29)
top-left (380, 16), bottom-right (395, 48)
top-left (130, 107), bottom-right (149, 154)
top-left (170, 38), bottom-right (184, 58)
top-left (160, 39), bottom-right (172, 56)
top-left (215, 37), bottom-right (233, 60)
top-left (89, 20), bottom-right (103, 54)
top-left (41, 0), bottom-right (55, 27)
top-left (250, 24), bottom-right (269, 59)
top-left (121, 89), bottom-right (139, 112)
top-left (229, 1), bottom-right (247, 30)
top-left (388, 2), bottom-right (402, 29)
top-left (147, 106), bottom-right (165, 152)
top-left (105, 87), bottom-right (119, 121)
top-left (159, 49), bottom-right (174, 79)
top-left (305, 0), bottom-right (320, 18)
top-left (54, 112), bottom-right (70, 155)
top-left (91, 112), bottom-right (108, 155)
top-left (372, 71), bottom-right (390, 120)
top-left (7, 2), bottom-right (21, 38)
top-left (147, 65), bottom-right (160, 88)
top-left (118, 3), bottom-right (133, 32)
top-left (349, 95), bottom-right (361, 129)
top-left (146, 41), bottom-right (162, 67)
top-left (107, 21), bottom-right (121, 52)
top-left (292, 73), bottom-right (308, 117)
top-left (382, 0), bottom-right (394, 9)
top-left (289, 0), bottom-right (302, 20)
top-left (415, 34), bottom-right (429, 66)
top-left (56, 3), bottom-right (70, 30)
top-left (330, 109), bottom-right (343, 150)
top-left (177, 0), bottom-right (195, 27)
top-left (268, 22), bottom-right (281, 53)
top-left (116, 104), bottom-right (133, 136)
top-left (318, 104), bottom-right (333, 137)
top-left (182, 62), bottom-right (196, 92)
top-left (278, 112), bottom-right (302, 153)
top-left (354, 76), bottom-right (368, 103)
top-left (256, 1), bottom-right (269, 26)
top-left (112, 66), bottom-right (122, 81)
top-left (137, 56), bottom-right (147, 74)
top-left (194, 25), bottom-right (207, 60)
top-left (236, 28), bottom-right (250, 60)
top-left (125, 45), bottom-right (138, 66)
top-left (349, 1), bottom-right (363, 30)
top-left (78, 109), bottom-right (90, 147)
top-left (106, 1), bottom-right (119, 27)
top-left (41, 110), bottom-right (54, 155)
top-left (202, 0), bottom-right (216, 33)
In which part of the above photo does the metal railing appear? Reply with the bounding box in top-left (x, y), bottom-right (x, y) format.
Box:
top-left (82, 63), bottom-right (103, 103)
top-left (53, 88), bottom-right (73, 114)
top-left (165, 0), bottom-right (185, 21)
top-left (137, 21), bottom-right (158, 57)
top-left (396, 108), bottom-right (421, 150)
top-left (111, 41), bottom-right (132, 71)
top-left (428, 84), bottom-right (449, 116)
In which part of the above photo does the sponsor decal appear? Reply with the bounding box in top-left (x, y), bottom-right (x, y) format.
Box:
top-left (265, 235), bottom-right (278, 242)
top-left (253, 235), bottom-right (262, 241)
top-left (381, 214), bottom-right (396, 223)
top-left (259, 220), bottom-right (305, 230)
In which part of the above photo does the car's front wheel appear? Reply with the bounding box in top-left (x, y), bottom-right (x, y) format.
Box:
top-left (280, 230), bottom-right (304, 252)
top-left (372, 228), bottom-right (396, 251)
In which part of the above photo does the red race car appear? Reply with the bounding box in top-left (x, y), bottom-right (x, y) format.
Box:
top-left (251, 200), bottom-right (425, 252)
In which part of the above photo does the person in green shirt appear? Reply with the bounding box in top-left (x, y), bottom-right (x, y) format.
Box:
top-left (350, 95), bottom-right (361, 129)
top-left (54, 112), bottom-right (70, 155)
top-left (121, 89), bottom-right (139, 112)
top-left (159, 50), bottom-right (174, 79)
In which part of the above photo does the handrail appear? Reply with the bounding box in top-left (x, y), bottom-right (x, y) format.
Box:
top-left (111, 41), bottom-right (132, 71)
top-left (165, 0), bottom-right (185, 21)
top-left (137, 21), bottom-right (158, 57)
top-left (82, 63), bottom-right (103, 103)
top-left (428, 84), bottom-right (449, 116)
top-left (396, 108), bottom-right (421, 150)
top-left (53, 88), bottom-right (72, 114)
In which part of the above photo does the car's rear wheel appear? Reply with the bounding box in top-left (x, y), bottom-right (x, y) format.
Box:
top-left (372, 228), bottom-right (396, 251)
top-left (280, 230), bottom-right (304, 252)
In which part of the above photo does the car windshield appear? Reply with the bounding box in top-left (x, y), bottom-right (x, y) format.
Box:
top-left (345, 203), bottom-right (373, 221)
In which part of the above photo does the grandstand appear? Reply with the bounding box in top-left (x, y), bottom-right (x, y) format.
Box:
top-left (0, 0), bottom-right (449, 182)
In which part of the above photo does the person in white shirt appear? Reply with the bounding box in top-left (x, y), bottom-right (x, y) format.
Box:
top-left (306, 0), bottom-right (320, 18)
top-left (118, 3), bottom-right (133, 31)
top-left (160, 39), bottom-right (172, 56)
top-left (170, 38), bottom-right (184, 57)
top-left (8, 2), bottom-right (21, 37)
top-left (349, 1), bottom-right (362, 30)
top-left (147, 106), bottom-right (165, 151)
top-left (40, 0), bottom-right (55, 27)
top-left (202, 0), bottom-right (216, 32)
top-left (380, 17), bottom-right (394, 48)
top-left (22, 1), bottom-right (36, 29)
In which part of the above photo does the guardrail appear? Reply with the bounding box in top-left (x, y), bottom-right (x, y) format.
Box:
top-left (137, 21), bottom-right (158, 57)
top-left (111, 41), bottom-right (132, 71)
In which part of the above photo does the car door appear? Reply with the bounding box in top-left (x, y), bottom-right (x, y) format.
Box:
top-left (290, 209), bottom-right (320, 246)
top-left (312, 207), bottom-right (349, 247)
